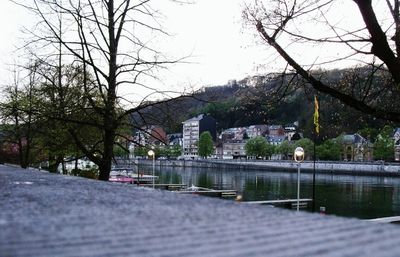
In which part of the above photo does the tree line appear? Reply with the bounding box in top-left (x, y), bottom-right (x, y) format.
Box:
top-left (0, 0), bottom-right (189, 180)
top-left (193, 126), bottom-right (396, 161)
top-left (244, 125), bottom-right (396, 161)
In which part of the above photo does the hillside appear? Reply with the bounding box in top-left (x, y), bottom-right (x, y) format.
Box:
top-left (132, 68), bottom-right (395, 142)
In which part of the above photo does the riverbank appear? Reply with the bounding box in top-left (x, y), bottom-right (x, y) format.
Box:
top-left (136, 159), bottom-right (400, 177)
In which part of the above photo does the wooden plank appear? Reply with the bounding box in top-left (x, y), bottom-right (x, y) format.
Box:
top-left (176, 190), bottom-right (237, 194)
top-left (139, 184), bottom-right (186, 190)
top-left (176, 190), bottom-right (237, 198)
top-left (140, 184), bottom-right (186, 187)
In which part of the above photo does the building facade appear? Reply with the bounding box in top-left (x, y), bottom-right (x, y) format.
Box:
top-left (182, 114), bottom-right (216, 158)
top-left (341, 133), bottom-right (373, 162)
top-left (135, 125), bottom-right (168, 146)
top-left (222, 140), bottom-right (246, 159)
top-left (168, 133), bottom-right (183, 146)
top-left (246, 125), bottom-right (269, 138)
top-left (394, 128), bottom-right (400, 161)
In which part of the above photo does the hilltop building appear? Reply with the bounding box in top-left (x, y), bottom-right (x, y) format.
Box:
top-left (182, 114), bottom-right (216, 158)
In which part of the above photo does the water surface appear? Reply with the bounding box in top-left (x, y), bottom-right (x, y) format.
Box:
top-left (139, 164), bottom-right (400, 219)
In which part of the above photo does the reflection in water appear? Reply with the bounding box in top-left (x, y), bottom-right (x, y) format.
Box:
top-left (139, 164), bottom-right (400, 219)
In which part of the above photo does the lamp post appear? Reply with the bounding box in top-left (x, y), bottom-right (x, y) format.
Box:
top-left (294, 147), bottom-right (304, 212)
top-left (148, 150), bottom-right (155, 189)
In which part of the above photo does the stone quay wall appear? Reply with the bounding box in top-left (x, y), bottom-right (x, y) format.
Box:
top-left (136, 159), bottom-right (400, 176)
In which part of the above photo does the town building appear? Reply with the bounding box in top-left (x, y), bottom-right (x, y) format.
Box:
top-left (268, 125), bottom-right (285, 136)
top-left (182, 114), bottom-right (216, 158)
top-left (135, 125), bottom-right (168, 146)
top-left (341, 133), bottom-right (373, 162)
top-left (284, 124), bottom-right (297, 141)
top-left (167, 133), bottom-right (183, 146)
top-left (266, 135), bottom-right (286, 145)
top-left (214, 141), bottom-right (224, 159)
top-left (245, 125), bottom-right (269, 138)
top-left (394, 128), bottom-right (400, 161)
top-left (219, 127), bottom-right (246, 141)
top-left (222, 140), bottom-right (246, 159)
top-left (218, 123), bottom-right (297, 159)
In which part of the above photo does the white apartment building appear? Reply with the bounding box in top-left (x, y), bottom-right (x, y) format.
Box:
top-left (182, 114), bottom-right (216, 158)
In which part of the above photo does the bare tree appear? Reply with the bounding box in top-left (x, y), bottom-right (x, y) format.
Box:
top-left (13, 0), bottom-right (187, 180)
top-left (244, 0), bottom-right (400, 122)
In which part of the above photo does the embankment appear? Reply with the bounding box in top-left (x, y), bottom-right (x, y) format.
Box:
top-left (136, 159), bottom-right (400, 177)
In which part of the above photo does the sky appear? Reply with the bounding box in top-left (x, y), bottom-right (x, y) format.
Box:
top-left (0, 0), bottom-right (386, 98)
top-left (0, 0), bottom-right (265, 91)
top-left (0, 1), bottom-right (28, 83)
top-left (157, 0), bottom-right (264, 87)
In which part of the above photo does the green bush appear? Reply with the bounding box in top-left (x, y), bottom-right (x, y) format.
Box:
top-left (73, 168), bottom-right (98, 179)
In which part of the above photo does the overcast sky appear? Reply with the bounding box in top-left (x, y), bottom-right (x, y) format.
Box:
top-left (0, 0), bottom-right (384, 95)
top-left (0, 1), bottom-right (28, 84)
top-left (0, 0), bottom-right (266, 89)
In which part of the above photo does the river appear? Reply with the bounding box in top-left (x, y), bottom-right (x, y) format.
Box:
top-left (138, 164), bottom-right (400, 219)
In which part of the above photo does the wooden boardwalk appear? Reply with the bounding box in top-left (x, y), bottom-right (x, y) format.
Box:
top-left (175, 185), bottom-right (237, 197)
top-left (131, 174), bottom-right (158, 184)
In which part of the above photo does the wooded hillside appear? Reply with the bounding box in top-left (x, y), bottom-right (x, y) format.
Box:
top-left (134, 67), bottom-right (395, 142)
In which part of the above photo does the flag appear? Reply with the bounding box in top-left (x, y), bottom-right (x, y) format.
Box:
top-left (313, 95), bottom-right (320, 135)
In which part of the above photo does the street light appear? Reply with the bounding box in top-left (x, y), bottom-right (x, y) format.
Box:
top-left (294, 147), bottom-right (304, 212)
top-left (148, 149), bottom-right (155, 189)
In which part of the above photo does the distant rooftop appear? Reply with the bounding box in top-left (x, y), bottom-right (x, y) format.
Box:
top-left (1, 165), bottom-right (400, 257)
top-left (342, 133), bottom-right (369, 144)
top-left (267, 135), bottom-right (286, 142)
top-left (183, 113), bottom-right (206, 123)
top-left (269, 125), bottom-right (283, 129)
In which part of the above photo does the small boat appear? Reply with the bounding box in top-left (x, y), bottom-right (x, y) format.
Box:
top-left (109, 174), bottom-right (134, 184)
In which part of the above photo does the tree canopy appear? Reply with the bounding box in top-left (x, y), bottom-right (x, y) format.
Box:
top-left (245, 136), bottom-right (269, 158)
top-left (198, 131), bottom-right (214, 158)
top-left (9, 0), bottom-right (187, 179)
top-left (374, 125), bottom-right (395, 161)
top-left (244, 0), bottom-right (400, 122)
top-left (316, 138), bottom-right (342, 161)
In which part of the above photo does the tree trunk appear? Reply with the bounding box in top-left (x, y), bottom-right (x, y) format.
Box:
top-left (48, 155), bottom-right (63, 173)
top-left (98, 128), bottom-right (115, 181)
top-left (96, 0), bottom-right (117, 182)
top-left (18, 139), bottom-right (28, 169)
